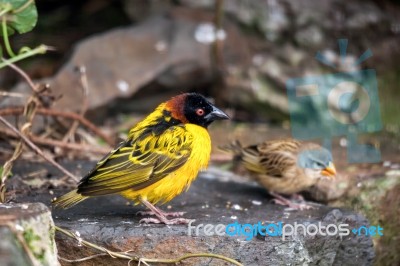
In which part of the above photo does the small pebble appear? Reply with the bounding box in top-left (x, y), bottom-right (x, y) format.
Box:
top-left (15, 224), bottom-right (24, 231)
top-left (251, 200), bottom-right (262, 206)
top-left (155, 40), bottom-right (167, 52)
top-left (386, 170), bottom-right (400, 177)
top-left (390, 164), bottom-right (400, 169)
top-left (340, 138), bottom-right (347, 147)
top-left (383, 161), bottom-right (391, 167)
top-left (232, 204), bottom-right (243, 210)
top-left (116, 80), bottom-right (129, 93)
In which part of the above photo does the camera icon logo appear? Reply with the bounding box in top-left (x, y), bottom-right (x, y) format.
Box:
top-left (286, 39), bottom-right (381, 163)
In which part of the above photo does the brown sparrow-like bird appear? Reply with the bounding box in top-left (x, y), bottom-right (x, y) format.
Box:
top-left (222, 139), bottom-right (337, 209)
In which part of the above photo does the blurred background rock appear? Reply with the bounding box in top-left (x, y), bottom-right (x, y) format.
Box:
top-left (1, 1), bottom-right (400, 264)
top-left (2, 0), bottom-right (399, 130)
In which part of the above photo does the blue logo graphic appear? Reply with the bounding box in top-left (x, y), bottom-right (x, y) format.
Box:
top-left (286, 39), bottom-right (381, 163)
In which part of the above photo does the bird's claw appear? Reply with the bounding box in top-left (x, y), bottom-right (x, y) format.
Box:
top-left (139, 217), bottom-right (195, 225)
top-left (139, 217), bottom-right (162, 224)
top-left (136, 210), bottom-right (186, 217)
top-left (163, 211), bottom-right (186, 217)
top-left (285, 203), bottom-right (315, 211)
top-left (271, 198), bottom-right (315, 210)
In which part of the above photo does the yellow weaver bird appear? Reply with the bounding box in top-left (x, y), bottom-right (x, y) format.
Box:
top-left (53, 93), bottom-right (229, 224)
top-left (222, 139), bottom-right (337, 209)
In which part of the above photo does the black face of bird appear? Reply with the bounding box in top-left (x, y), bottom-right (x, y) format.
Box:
top-left (297, 148), bottom-right (337, 179)
top-left (184, 93), bottom-right (229, 128)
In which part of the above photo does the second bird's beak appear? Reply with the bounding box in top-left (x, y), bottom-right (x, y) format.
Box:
top-left (205, 106), bottom-right (229, 122)
top-left (321, 162), bottom-right (337, 179)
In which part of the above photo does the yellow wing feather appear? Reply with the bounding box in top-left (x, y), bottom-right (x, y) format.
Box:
top-left (53, 124), bottom-right (195, 208)
top-left (77, 125), bottom-right (193, 196)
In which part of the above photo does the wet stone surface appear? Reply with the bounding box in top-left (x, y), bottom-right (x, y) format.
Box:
top-left (13, 161), bottom-right (374, 266)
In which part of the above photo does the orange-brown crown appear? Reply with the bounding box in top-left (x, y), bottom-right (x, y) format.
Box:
top-left (164, 93), bottom-right (229, 127)
top-left (165, 93), bottom-right (190, 123)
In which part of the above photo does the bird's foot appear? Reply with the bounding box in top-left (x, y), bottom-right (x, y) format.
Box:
top-left (137, 198), bottom-right (192, 224)
top-left (283, 201), bottom-right (314, 210)
top-left (290, 193), bottom-right (305, 202)
top-left (136, 210), bottom-right (186, 217)
top-left (270, 192), bottom-right (315, 210)
top-left (139, 217), bottom-right (195, 225)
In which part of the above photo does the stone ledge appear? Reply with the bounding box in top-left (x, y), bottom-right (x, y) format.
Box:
top-left (0, 203), bottom-right (59, 266)
top-left (11, 161), bottom-right (374, 265)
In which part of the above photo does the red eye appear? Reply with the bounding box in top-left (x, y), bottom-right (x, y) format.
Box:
top-left (196, 108), bottom-right (205, 116)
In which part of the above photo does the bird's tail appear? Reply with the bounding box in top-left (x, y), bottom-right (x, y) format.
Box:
top-left (219, 140), bottom-right (243, 157)
top-left (52, 189), bottom-right (88, 209)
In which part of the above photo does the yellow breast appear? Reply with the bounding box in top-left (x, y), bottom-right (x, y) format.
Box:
top-left (121, 124), bottom-right (211, 204)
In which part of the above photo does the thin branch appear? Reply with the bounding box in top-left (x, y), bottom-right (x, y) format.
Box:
top-left (0, 91), bottom-right (39, 202)
top-left (0, 134), bottom-right (24, 202)
top-left (213, 0), bottom-right (225, 70)
top-left (55, 225), bottom-right (243, 266)
top-left (143, 253), bottom-right (243, 265)
top-left (0, 127), bottom-right (110, 154)
top-left (62, 66), bottom-right (89, 143)
top-left (58, 253), bottom-right (109, 263)
top-left (0, 107), bottom-right (114, 146)
top-left (0, 91), bottom-right (28, 98)
top-left (3, 59), bottom-right (39, 92)
top-left (0, 116), bottom-right (79, 182)
top-left (55, 226), bottom-right (136, 261)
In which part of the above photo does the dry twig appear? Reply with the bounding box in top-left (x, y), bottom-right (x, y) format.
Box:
top-left (0, 116), bottom-right (79, 182)
top-left (4, 59), bottom-right (39, 92)
top-left (0, 107), bottom-right (114, 146)
top-left (0, 91), bottom-right (28, 98)
top-left (62, 66), bottom-right (90, 143)
top-left (55, 225), bottom-right (243, 265)
top-left (58, 253), bottom-right (109, 263)
top-left (0, 127), bottom-right (110, 154)
top-left (0, 87), bottom-right (39, 202)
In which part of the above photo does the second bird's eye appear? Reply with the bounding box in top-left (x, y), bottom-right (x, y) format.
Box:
top-left (196, 108), bottom-right (205, 116)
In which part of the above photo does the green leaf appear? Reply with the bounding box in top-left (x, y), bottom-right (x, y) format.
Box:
top-left (0, 0), bottom-right (38, 35)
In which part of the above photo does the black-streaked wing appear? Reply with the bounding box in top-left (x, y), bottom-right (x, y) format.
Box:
top-left (77, 126), bottom-right (192, 196)
top-left (241, 140), bottom-right (299, 178)
top-left (257, 151), bottom-right (297, 177)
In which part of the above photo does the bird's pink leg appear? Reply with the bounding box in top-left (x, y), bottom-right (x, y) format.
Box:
top-left (269, 192), bottom-right (314, 210)
top-left (137, 198), bottom-right (193, 224)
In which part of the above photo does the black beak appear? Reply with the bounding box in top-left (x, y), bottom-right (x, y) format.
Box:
top-left (205, 106), bottom-right (229, 122)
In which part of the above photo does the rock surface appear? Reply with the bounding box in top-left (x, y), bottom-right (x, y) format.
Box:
top-left (0, 203), bottom-right (59, 266)
top-left (3, 14), bottom-right (211, 113)
top-left (13, 161), bottom-right (374, 266)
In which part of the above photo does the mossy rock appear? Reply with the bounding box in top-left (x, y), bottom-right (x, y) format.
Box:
top-left (0, 202), bottom-right (59, 266)
top-left (335, 170), bottom-right (400, 265)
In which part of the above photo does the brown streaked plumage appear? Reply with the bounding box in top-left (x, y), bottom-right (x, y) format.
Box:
top-left (222, 139), bottom-right (336, 209)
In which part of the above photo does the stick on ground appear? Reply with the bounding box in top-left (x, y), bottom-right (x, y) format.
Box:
top-left (0, 115), bottom-right (79, 182)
